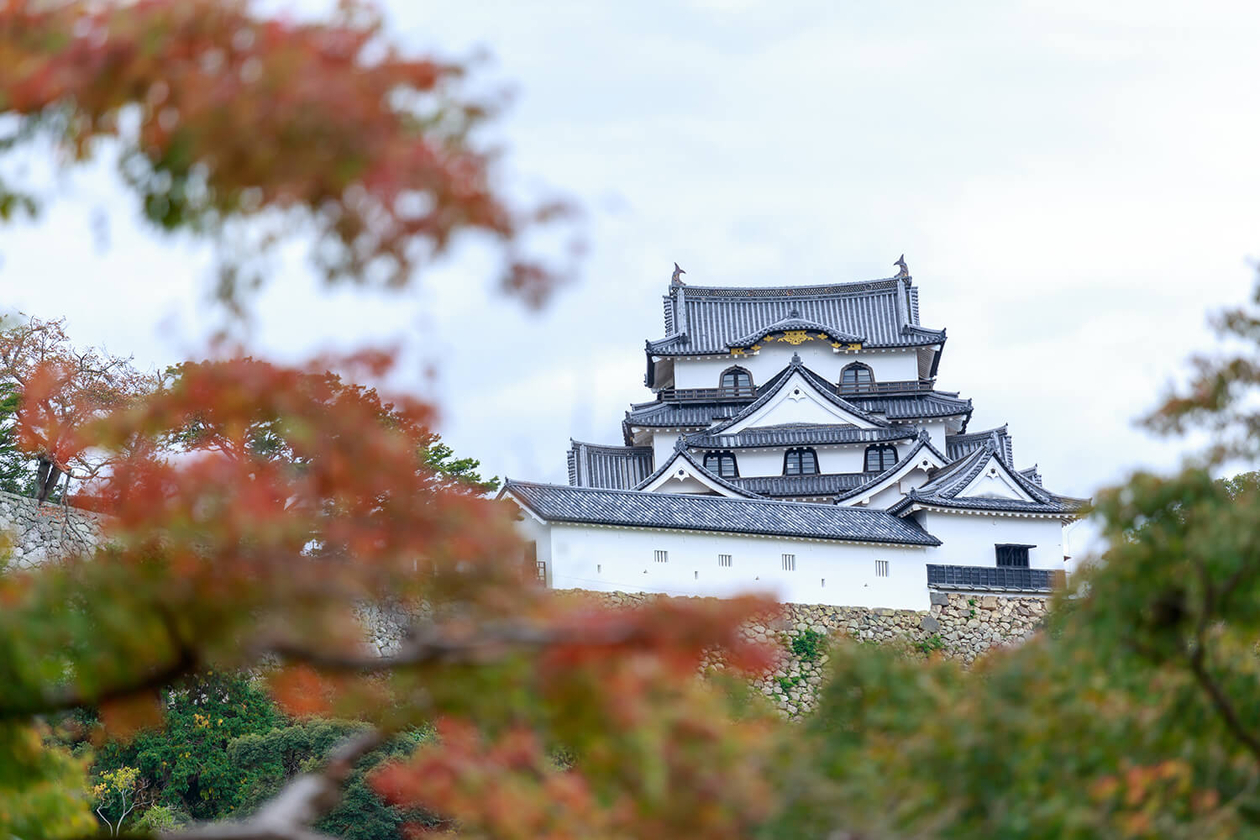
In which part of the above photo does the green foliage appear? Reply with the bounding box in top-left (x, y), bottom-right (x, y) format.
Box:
top-left (0, 379), bottom-right (32, 495)
top-left (0, 721), bottom-right (95, 838)
top-left (914, 633), bottom-right (945, 656)
top-left (789, 628), bottom-right (827, 663)
top-left (776, 676), bottom-right (799, 695)
top-left (89, 673), bottom-right (281, 821)
top-left (422, 439), bottom-right (500, 494)
top-left (83, 673), bottom-right (436, 839)
top-left (134, 803), bottom-right (188, 831)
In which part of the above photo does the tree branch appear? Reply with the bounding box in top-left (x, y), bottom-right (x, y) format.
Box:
top-left (159, 729), bottom-right (383, 840)
top-left (1186, 641), bottom-right (1260, 763)
top-left (0, 640), bottom-right (198, 721)
top-left (1184, 556), bottom-right (1260, 764)
top-left (261, 620), bottom-right (646, 672)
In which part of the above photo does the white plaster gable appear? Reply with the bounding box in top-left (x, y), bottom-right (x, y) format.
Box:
top-left (837, 441), bottom-right (950, 508)
top-left (725, 370), bottom-right (877, 433)
top-left (638, 450), bottom-right (748, 498)
top-left (957, 454), bottom-right (1036, 502)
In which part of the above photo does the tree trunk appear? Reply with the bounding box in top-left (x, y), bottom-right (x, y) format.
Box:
top-left (36, 458), bottom-right (62, 504)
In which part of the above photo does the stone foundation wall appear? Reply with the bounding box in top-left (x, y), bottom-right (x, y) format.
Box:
top-left (0, 490), bottom-right (105, 569)
top-left (571, 590), bottom-right (1047, 717)
top-left (361, 588), bottom-right (1049, 718)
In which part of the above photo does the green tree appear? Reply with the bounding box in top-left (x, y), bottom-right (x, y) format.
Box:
top-left (81, 675), bottom-right (436, 838)
top-left (92, 765), bottom-right (146, 836)
top-left (87, 673), bottom-right (281, 821)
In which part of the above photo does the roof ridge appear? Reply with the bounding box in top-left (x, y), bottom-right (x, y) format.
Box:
top-left (506, 477), bottom-right (885, 512)
top-left (569, 438), bottom-right (652, 452)
top-left (671, 276), bottom-right (907, 296)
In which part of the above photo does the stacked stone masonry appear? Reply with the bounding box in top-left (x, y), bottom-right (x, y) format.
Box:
top-left (0, 490), bottom-right (105, 569)
top-left (596, 589), bottom-right (1048, 717)
top-left (361, 589), bottom-right (1049, 719)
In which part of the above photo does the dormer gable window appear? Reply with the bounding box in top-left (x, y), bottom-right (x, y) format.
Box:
top-left (719, 366), bottom-right (754, 396)
top-left (783, 447), bottom-right (819, 476)
top-left (864, 444), bottom-right (897, 472)
top-left (839, 362), bottom-right (875, 393)
top-left (703, 450), bottom-right (739, 478)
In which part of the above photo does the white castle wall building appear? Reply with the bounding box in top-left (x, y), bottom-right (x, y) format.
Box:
top-left (500, 261), bottom-right (1086, 610)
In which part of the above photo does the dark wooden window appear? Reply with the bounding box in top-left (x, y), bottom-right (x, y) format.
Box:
top-left (995, 544), bottom-right (1033, 568)
top-left (840, 362), bottom-right (875, 393)
top-left (703, 451), bottom-right (739, 478)
top-left (525, 541), bottom-right (543, 583)
top-left (720, 366), bottom-right (753, 394)
top-left (864, 444), bottom-right (897, 472)
top-left (783, 447), bottom-right (819, 475)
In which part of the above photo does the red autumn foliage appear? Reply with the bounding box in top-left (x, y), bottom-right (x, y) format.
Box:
top-left (0, 315), bottom-right (154, 501)
top-left (0, 0), bottom-right (575, 306)
top-left (0, 4), bottom-right (784, 838)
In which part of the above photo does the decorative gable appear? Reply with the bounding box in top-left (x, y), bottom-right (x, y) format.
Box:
top-left (724, 370), bottom-right (878, 433)
top-left (835, 435), bottom-right (951, 509)
top-left (957, 454), bottom-right (1036, 502)
top-left (636, 449), bottom-right (755, 499)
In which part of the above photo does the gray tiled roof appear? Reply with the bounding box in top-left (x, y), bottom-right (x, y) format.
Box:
top-left (649, 277), bottom-right (946, 356)
top-left (947, 424), bottom-right (1014, 465)
top-left (567, 440), bottom-right (654, 490)
top-left (889, 437), bottom-right (1087, 518)
top-left (686, 423), bottom-right (916, 450)
top-left (624, 400), bottom-right (745, 430)
top-left (502, 480), bottom-right (941, 546)
top-left (633, 446), bottom-right (763, 498)
top-left (729, 472), bottom-right (873, 498)
top-left (1018, 465), bottom-right (1043, 487)
top-left (846, 391), bottom-right (973, 422)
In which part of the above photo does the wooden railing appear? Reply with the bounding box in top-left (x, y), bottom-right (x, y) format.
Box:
top-left (655, 385), bottom-right (757, 402)
top-left (838, 379), bottom-right (936, 396)
top-left (926, 564), bottom-right (1065, 592)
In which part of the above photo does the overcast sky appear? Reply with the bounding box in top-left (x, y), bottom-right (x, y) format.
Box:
top-left (3, 0), bottom-right (1259, 557)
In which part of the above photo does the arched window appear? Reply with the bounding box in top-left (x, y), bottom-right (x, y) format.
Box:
top-left (839, 362), bottom-right (875, 393)
top-left (719, 366), bottom-right (754, 395)
top-left (864, 445), bottom-right (897, 473)
top-left (703, 451), bottom-right (739, 479)
top-left (783, 447), bottom-right (819, 476)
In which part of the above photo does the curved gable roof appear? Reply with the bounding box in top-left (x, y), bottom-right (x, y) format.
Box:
top-left (834, 432), bottom-right (951, 506)
top-left (633, 445), bottom-right (763, 499)
top-left (890, 436), bottom-right (1088, 518)
top-left (726, 316), bottom-right (864, 349)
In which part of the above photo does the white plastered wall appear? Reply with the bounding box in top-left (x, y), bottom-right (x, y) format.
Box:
top-left (513, 510), bottom-right (554, 585)
top-left (542, 522), bottom-right (937, 609)
top-left (726, 446), bottom-right (880, 477)
top-left (911, 510), bottom-right (1066, 569)
top-left (671, 345), bottom-right (921, 390)
top-left (651, 432), bottom-right (680, 465)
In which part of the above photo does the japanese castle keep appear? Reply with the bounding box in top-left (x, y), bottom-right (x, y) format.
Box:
top-left (500, 261), bottom-right (1086, 610)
